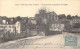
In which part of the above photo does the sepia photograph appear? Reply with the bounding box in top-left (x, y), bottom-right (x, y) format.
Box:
top-left (0, 0), bottom-right (80, 49)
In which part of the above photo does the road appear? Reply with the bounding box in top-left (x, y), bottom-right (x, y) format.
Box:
top-left (0, 33), bottom-right (80, 49)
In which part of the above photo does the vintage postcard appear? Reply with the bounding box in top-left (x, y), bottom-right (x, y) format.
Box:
top-left (0, 0), bottom-right (80, 49)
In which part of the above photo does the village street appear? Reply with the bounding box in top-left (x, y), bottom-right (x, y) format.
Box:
top-left (0, 33), bottom-right (80, 49)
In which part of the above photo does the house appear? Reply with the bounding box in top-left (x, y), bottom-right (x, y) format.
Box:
top-left (70, 17), bottom-right (80, 25)
top-left (29, 17), bottom-right (37, 25)
top-left (0, 24), bottom-right (16, 38)
top-left (0, 20), bottom-right (21, 34)
top-left (6, 17), bottom-right (16, 24)
top-left (48, 21), bottom-right (64, 35)
top-left (15, 21), bottom-right (21, 34)
top-left (49, 21), bottom-right (64, 31)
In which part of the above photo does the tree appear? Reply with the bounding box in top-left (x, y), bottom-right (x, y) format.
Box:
top-left (75, 15), bottom-right (78, 18)
top-left (58, 14), bottom-right (66, 19)
top-left (16, 16), bottom-right (21, 21)
top-left (67, 14), bottom-right (72, 20)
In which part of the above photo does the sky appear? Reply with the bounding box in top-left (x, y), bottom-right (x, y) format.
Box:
top-left (0, 0), bottom-right (80, 17)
